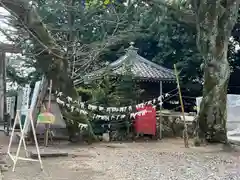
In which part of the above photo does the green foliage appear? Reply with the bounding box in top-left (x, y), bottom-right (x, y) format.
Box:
top-left (76, 64), bottom-right (141, 138)
top-left (6, 55), bottom-right (43, 86)
top-left (113, 62), bottom-right (142, 106)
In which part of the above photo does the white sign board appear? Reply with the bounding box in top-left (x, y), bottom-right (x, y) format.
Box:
top-left (196, 94), bottom-right (240, 142)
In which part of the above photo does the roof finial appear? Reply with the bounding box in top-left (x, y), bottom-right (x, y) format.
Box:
top-left (130, 41), bottom-right (135, 47)
top-left (126, 41), bottom-right (138, 56)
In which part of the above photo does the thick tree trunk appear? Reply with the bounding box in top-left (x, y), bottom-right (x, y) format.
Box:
top-left (198, 46), bottom-right (230, 143)
top-left (194, 0), bottom-right (239, 143)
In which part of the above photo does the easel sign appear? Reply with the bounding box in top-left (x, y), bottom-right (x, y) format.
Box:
top-left (36, 80), bottom-right (55, 147)
top-left (7, 109), bottom-right (43, 172)
top-left (37, 112), bottom-right (55, 124)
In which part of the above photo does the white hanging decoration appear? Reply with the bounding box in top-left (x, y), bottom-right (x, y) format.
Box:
top-left (165, 93), bottom-right (170, 98)
top-left (105, 116), bottom-right (110, 121)
top-left (66, 103), bottom-right (70, 108)
top-left (79, 110), bottom-right (88, 115)
top-left (80, 102), bottom-right (85, 109)
top-left (136, 103), bottom-right (144, 108)
top-left (56, 97), bottom-right (65, 105)
top-left (157, 95), bottom-right (163, 102)
top-left (57, 92), bottom-right (63, 97)
top-left (121, 115), bottom-right (126, 119)
top-left (88, 104), bottom-right (95, 110)
top-left (119, 107), bottom-right (124, 112)
top-left (106, 107), bottom-right (111, 113)
top-left (78, 123), bottom-right (88, 130)
top-left (147, 100), bottom-right (152, 105)
top-left (67, 96), bottom-right (72, 103)
top-left (130, 113), bottom-right (136, 119)
top-left (99, 106), bottom-right (104, 111)
top-left (128, 106), bottom-right (132, 111)
top-left (112, 107), bottom-right (119, 112)
top-left (70, 106), bottom-right (75, 112)
top-left (153, 99), bottom-right (156, 104)
top-left (169, 101), bottom-right (179, 105)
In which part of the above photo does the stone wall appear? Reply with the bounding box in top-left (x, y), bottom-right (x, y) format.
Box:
top-left (157, 111), bottom-right (196, 138)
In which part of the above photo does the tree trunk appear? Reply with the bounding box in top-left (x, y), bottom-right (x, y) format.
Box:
top-left (197, 45), bottom-right (230, 143)
top-left (1, 0), bottom-right (77, 97)
top-left (194, 0), bottom-right (239, 143)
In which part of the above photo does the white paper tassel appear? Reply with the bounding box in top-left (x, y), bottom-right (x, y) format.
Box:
top-left (57, 92), bottom-right (63, 97)
top-left (56, 97), bottom-right (65, 105)
top-left (157, 95), bottom-right (163, 102)
top-left (67, 96), bottom-right (72, 103)
top-left (80, 102), bottom-right (85, 109)
top-left (130, 113), bottom-right (136, 119)
top-left (99, 106), bottom-right (104, 111)
top-left (78, 123), bottom-right (88, 130)
top-left (106, 107), bottom-right (111, 113)
top-left (121, 115), bottom-right (126, 119)
top-left (153, 99), bottom-right (156, 104)
top-left (79, 110), bottom-right (88, 115)
top-left (113, 107), bottom-right (119, 112)
top-left (128, 106), bottom-right (132, 111)
top-left (147, 100), bottom-right (152, 105)
top-left (165, 93), bottom-right (170, 97)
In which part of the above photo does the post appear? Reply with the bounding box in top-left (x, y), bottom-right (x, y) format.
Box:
top-left (159, 80), bottom-right (163, 139)
top-left (174, 64), bottom-right (189, 148)
top-left (0, 52), bottom-right (6, 124)
top-left (44, 79), bottom-right (52, 147)
top-left (159, 81), bottom-right (163, 108)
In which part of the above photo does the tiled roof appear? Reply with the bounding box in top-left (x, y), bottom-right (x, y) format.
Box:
top-left (74, 45), bottom-right (175, 86)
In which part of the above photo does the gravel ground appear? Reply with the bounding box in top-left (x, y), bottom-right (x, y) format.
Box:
top-left (1, 134), bottom-right (240, 180)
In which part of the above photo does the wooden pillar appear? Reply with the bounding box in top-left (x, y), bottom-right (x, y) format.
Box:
top-left (159, 81), bottom-right (163, 107)
top-left (159, 80), bottom-right (163, 139)
top-left (0, 52), bottom-right (6, 123)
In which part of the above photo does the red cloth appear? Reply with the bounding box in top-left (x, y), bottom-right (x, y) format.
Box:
top-left (134, 105), bottom-right (156, 135)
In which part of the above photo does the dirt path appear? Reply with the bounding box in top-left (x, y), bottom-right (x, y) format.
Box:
top-left (1, 133), bottom-right (240, 180)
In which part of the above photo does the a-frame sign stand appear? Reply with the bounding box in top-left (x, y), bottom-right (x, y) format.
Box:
top-left (7, 109), bottom-right (43, 172)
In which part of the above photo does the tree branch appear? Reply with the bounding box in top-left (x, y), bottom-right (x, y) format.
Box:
top-left (0, 0), bottom-right (77, 97)
top-left (150, 0), bottom-right (196, 26)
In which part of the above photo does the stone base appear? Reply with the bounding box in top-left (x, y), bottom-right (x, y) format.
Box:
top-left (29, 148), bottom-right (68, 159)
